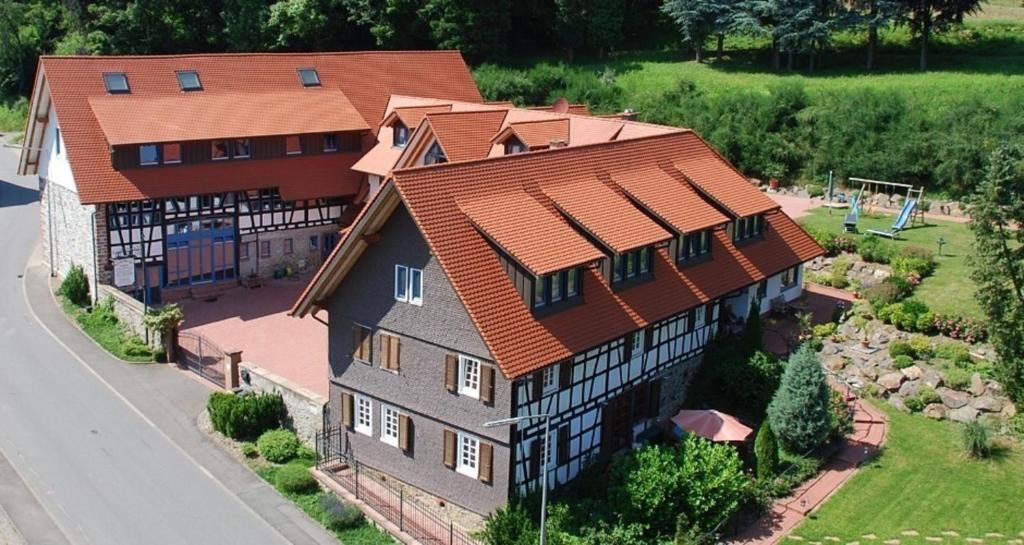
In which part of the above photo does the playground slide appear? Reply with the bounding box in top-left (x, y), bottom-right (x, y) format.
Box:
top-left (892, 199), bottom-right (916, 230)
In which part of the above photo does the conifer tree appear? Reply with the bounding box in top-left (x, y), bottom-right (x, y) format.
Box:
top-left (754, 420), bottom-right (779, 479)
top-left (767, 343), bottom-right (831, 452)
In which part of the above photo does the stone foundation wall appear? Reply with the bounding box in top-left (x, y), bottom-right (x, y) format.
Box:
top-left (240, 362), bottom-right (325, 445)
top-left (96, 284), bottom-right (163, 349)
top-left (238, 224), bottom-right (338, 279)
top-left (40, 178), bottom-right (98, 296)
top-left (656, 353), bottom-right (705, 419)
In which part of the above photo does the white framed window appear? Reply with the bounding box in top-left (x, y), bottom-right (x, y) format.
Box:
top-left (542, 364), bottom-right (558, 393)
top-left (456, 432), bottom-right (480, 478)
top-left (394, 264), bottom-right (423, 305)
top-left (380, 404), bottom-right (400, 447)
top-left (695, 305), bottom-right (706, 327)
top-left (354, 395), bottom-right (373, 436)
top-left (458, 355), bottom-right (481, 398)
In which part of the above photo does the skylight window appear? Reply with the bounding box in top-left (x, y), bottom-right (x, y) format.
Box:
top-left (297, 68), bottom-right (321, 87)
top-left (176, 70), bottom-right (202, 91)
top-left (103, 72), bottom-right (130, 94)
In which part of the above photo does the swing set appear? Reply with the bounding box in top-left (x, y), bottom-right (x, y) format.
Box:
top-left (838, 177), bottom-right (925, 238)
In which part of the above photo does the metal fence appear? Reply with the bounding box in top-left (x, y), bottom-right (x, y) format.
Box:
top-left (176, 331), bottom-right (226, 387)
top-left (315, 425), bottom-right (478, 545)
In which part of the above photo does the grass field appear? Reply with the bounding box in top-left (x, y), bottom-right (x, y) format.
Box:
top-left (795, 404), bottom-right (1024, 539)
top-left (797, 207), bottom-right (981, 319)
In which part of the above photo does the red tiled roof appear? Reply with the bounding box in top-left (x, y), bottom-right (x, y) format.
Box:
top-left (527, 104), bottom-right (591, 116)
top-left (459, 189), bottom-right (605, 276)
top-left (351, 141), bottom-right (403, 177)
top-left (381, 105), bottom-right (452, 129)
top-left (39, 51), bottom-right (482, 204)
top-left (611, 165), bottom-right (729, 234)
top-left (382, 132), bottom-right (822, 378)
top-left (672, 133), bottom-right (779, 217)
top-left (426, 110), bottom-right (508, 162)
top-left (540, 176), bottom-right (672, 253)
top-left (493, 119), bottom-right (570, 149)
top-left (89, 90), bottom-right (368, 145)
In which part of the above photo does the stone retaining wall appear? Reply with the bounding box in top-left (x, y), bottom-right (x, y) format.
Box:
top-left (240, 362), bottom-right (325, 445)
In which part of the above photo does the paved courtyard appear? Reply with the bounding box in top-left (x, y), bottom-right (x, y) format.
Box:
top-left (179, 274), bottom-right (328, 397)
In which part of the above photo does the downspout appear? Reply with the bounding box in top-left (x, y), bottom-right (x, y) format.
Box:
top-left (90, 209), bottom-right (99, 305)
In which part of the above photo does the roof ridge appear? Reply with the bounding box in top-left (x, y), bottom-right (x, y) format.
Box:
top-left (392, 129), bottom-right (695, 176)
top-left (508, 117), bottom-right (570, 126)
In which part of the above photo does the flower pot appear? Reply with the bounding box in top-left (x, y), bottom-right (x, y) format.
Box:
top-left (860, 339), bottom-right (870, 348)
top-left (769, 178), bottom-right (780, 191)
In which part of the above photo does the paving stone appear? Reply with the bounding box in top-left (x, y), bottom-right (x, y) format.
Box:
top-left (903, 531), bottom-right (920, 537)
top-left (823, 537), bottom-right (840, 542)
top-left (926, 538), bottom-right (944, 542)
top-left (985, 534), bottom-right (1004, 539)
top-left (884, 539), bottom-right (900, 545)
top-left (788, 536), bottom-right (805, 541)
top-left (966, 538), bottom-right (984, 544)
top-left (863, 535), bottom-right (878, 540)
top-left (942, 532), bottom-right (960, 537)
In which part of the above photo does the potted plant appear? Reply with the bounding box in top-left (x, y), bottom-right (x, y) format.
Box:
top-left (143, 303), bottom-right (184, 363)
top-left (860, 320), bottom-right (875, 349)
top-left (765, 163), bottom-right (786, 192)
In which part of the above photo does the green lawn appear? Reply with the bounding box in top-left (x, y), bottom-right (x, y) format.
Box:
top-left (796, 404), bottom-right (1024, 539)
top-left (58, 295), bottom-right (159, 362)
top-left (797, 207), bottom-right (981, 319)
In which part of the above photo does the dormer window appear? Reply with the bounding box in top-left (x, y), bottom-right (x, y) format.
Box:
top-left (323, 133), bottom-right (339, 152)
top-left (286, 135), bottom-right (303, 155)
top-left (612, 246), bottom-right (653, 285)
top-left (298, 68), bottom-right (321, 87)
top-left (139, 144), bottom-right (159, 165)
top-left (532, 268), bottom-right (582, 311)
top-left (504, 137), bottom-right (525, 155)
top-left (424, 142), bottom-right (446, 165)
top-left (393, 123), bottom-right (409, 148)
top-left (734, 214), bottom-right (765, 242)
top-left (176, 70), bottom-right (202, 91)
top-left (103, 72), bottom-right (130, 94)
top-left (678, 229), bottom-right (711, 263)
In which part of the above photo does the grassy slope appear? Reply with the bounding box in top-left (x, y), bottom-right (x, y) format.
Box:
top-left (58, 296), bottom-right (156, 362)
top-left (796, 404), bottom-right (1024, 538)
top-left (797, 207), bottom-right (980, 319)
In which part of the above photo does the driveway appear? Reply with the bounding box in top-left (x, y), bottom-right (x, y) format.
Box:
top-left (0, 139), bottom-right (337, 544)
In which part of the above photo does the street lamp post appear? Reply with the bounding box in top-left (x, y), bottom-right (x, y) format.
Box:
top-left (484, 413), bottom-right (553, 545)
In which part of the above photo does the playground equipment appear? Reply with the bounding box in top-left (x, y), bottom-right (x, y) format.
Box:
top-left (835, 176), bottom-right (925, 236)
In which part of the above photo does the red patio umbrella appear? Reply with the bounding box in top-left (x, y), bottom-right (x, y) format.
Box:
top-left (670, 409), bottom-right (754, 442)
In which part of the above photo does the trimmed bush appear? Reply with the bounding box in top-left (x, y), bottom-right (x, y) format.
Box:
top-left (754, 420), bottom-right (779, 480)
top-left (207, 392), bottom-right (287, 440)
top-left (962, 421), bottom-right (992, 458)
top-left (889, 341), bottom-right (914, 358)
top-left (857, 235), bottom-right (893, 264)
top-left (59, 264), bottom-right (90, 307)
top-left (768, 344), bottom-right (832, 452)
top-left (275, 463), bottom-right (318, 494)
top-left (257, 429), bottom-right (301, 463)
top-left (893, 355), bottom-right (915, 369)
top-left (318, 493), bottom-right (364, 531)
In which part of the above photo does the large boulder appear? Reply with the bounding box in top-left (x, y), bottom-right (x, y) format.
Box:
top-left (923, 403), bottom-right (947, 420)
top-left (921, 369), bottom-right (944, 389)
top-left (1003, 402), bottom-right (1018, 419)
top-left (825, 355), bottom-right (846, 371)
top-left (939, 388), bottom-right (970, 409)
top-left (878, 372), bottom-right (906, 392)
top-left (969, 373), bottom-right (986, 397)
top-left (901, 365), bottom-right (924, 381)
top-left (971, 395), bottom-right (1004, 413)
top-left (948, 405), bottom-right (979, 423)
top-left (899, 380), bottom-right (922, 398)
top-left (888, 394), bottom-right (909, 413)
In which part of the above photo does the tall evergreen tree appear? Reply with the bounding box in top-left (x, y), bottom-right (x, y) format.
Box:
top-left (754, 420), bottom-right (779, 479)
top-left (767, 343), bottom-right (831, 452)
top-left (968, 145), bottom-right (1024, 403)
top-left (662, 0), bottom-right (723, 62)
top-left (854, 0), bottom-right (904, 70)
top-left (740, 297), bottom-right (763, 355)
top-left (903, 0), bottom-right (982, 70)
top-left (418, 0), bottom-right (511, 63)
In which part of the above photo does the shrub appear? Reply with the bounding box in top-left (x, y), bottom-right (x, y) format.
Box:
top-left (830, 256), bottom-right (854, 289)
top-left (143, 303), bottom-right (184, 333)
top-left (318, 493), bottom-right (364, 531)
top-left (207, 392), bottom-right (287, 440)
top-left (809, 229), bottom-right (858, 257)
top-left (934, 341), bottom-right (972, 364)
top-left (893, 355), bottom-right (915, 369)
top-left (480, 501), bottom-right (537, 545)
top-left (857, 235), bottom-right (893, 264)
top-left (257, 429), bottom-right (301, 463)
top-left (828, 389), bottom-right (854, 440)
top-left (962, 421), bottom-right (992, 458)
top-left (909, 335), bottom-right (934, 358)
top-left (944, 367), bottom-right (972, 390)
top-left (608, 436), bottom-right (748, 536)
top-left (805, 184), bottom-right (824, 198)
top-left (59, 264), bottom-right (90, 307)
top-left (890, 246), bottom-right (937, 278)
top-left (933, 314), bottom-right (988, 343)
top-left (740, 298), bottom-right (763, 355)
top-left (275, 463), bottom-right (318, 494)
top-left (904, 396), bottom-right (924, 412)
top-left (767, 344), bottom-right (832, 452)
top-left (122, 336), bottom-right (153, 358)
top-left (889, 341), bottom-right (914, 358)
top-left (864, 279), bottom-right (909, 311)
top-left (918, 387), bottom-right (941, 405)
top-left (882, 299), bottom-right (933, 333)
top-left (241, 442), bottom-right (258, 458)
top-left (812, 322), bottom-right (837, 339)
top-left (688, 341), bottom-right (782, 418)
top-left (754, 421), bottom-right (779, 480)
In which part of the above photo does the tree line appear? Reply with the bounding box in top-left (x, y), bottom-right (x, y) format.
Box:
top-left (662, 0), bottom-right (984, 70)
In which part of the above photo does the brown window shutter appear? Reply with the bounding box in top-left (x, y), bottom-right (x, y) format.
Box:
top-left (532, 371), bottom-right (543, 399)
top-left (648, 379), bottom-right (663, 419)
top-left (399, 414), bottom-right (412, 452)
top-left (442, 429), bottom-right (456, 469)
top-left (351, 326), bottom-right (362, 360)
top-left (479, 442), bottom-right (493, 484)
top-left (528, 437), bottom-right (541, 479)
top-left (379, 334), bottom-right (389, 368)
top-left (644, 326), bottom-right (654, 351)
top-left (557, 425), bottom-right (570, 466)
top-left (558, 361), bottom-right (572, 389)
top-left (361, 327), bottom-right (372, 361)
top-left (389, 335), bottom-right (401, 371)
top-left (445, 354), bottom-right (458, 393)
top-left (481, 365), bottom-right (495, 405)
top-left (341, 392), bottom-right (353, 428)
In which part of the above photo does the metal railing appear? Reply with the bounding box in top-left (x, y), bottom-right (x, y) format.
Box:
top-left (316, 425), bottom-right (477, 545)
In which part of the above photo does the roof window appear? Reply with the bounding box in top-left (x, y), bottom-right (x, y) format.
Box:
top-left (298, 68), bottom-right (321, 87)
top-left (103, 72), bottom-right (130, 94)
top-left (176, 70), bottom-right (202, 91)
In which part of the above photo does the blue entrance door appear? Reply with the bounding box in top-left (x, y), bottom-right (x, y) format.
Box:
top-left (165, 218), bottom-right (237, 287)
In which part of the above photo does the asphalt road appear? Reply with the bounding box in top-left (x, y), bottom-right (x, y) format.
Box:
top-left (0, 142), bottom-right (337, 544)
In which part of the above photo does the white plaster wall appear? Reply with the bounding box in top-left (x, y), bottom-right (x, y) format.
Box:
top-left (37, 107), bottom-right (74, 192)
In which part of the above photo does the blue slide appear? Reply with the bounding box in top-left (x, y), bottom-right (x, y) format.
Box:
top-left (867, 199), bottom-right (916, 238)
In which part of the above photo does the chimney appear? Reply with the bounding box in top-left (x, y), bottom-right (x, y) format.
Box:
top-left (549, 138), bottom-right (568, 149)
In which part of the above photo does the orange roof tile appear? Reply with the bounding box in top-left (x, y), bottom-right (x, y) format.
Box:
top-left (426, 110), bottom-right (507, 162)
top-left (611, 165), bottom-right (728, 234)
top-left (89, 90), bottom-right (368, 145)
top-left (351, 141), bottom-right (403, 177)
top-left (38, 51), bottom-right (481, 204)
top-left (301, 132), bottom-right (823, 378)
top-left (673, 133), bottom-right (779, 217)
top-left (459, 190), bottom-right (605, 276)
top-left (493, 119), bottom-right (570, 149)
top-left (540, 176), bottom-right (672, 253)
top-left (381, 105), bottom-right (452, 129)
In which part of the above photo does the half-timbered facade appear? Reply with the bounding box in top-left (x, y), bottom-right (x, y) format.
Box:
top-left (294, 125), bottom-right (824, 514)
